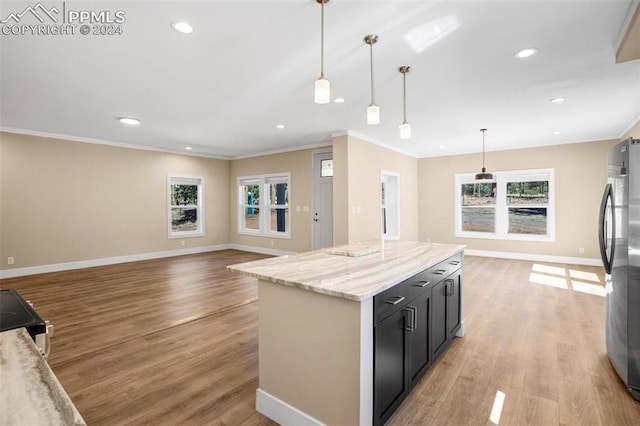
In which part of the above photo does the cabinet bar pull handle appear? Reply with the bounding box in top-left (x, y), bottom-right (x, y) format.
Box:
top-left (413, 280), bottom-right (430, 288)
top-left (404, 306), bottom-right (417, 332)
top-left (386, 296), bottom-right (405, 305)
top-left (449, 260), bottom-right (460, 265)
top-left (445, 279), bottom-right (454, 296)
top-left (433, 269), bottom-right (447, 275)
top-left (404, 307), bottom-right (413, 331)
top-left (412, 306), bottom-right (417, 331)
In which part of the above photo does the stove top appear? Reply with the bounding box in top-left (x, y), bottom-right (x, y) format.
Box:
top-left (0, 289), bottom-right (46, 338)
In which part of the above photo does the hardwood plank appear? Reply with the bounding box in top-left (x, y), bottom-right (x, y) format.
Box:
top-left (517, 392), bottom-right (559, 425)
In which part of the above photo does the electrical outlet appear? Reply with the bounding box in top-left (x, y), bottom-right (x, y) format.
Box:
top-left (579, 247), bottom-right (585, 254)
top-left (7, 257), bottom-right (15, 265)
top-left (181, 240), bottom-right (186, 247)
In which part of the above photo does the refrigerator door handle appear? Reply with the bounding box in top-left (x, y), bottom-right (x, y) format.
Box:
top-left (598, 183), bottom-right (615, 274)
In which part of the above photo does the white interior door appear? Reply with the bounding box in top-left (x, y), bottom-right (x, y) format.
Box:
top-left (381, 171), bottom-right (400, 240)
top-left (313, 150), bottom-right (333, 250)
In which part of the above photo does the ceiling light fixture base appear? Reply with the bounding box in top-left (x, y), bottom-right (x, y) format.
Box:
top-left (364, 34), bottom-right (379, 45)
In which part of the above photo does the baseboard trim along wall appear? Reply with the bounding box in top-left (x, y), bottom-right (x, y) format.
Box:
top-left (464, 249), bottom-right (602, 267)
top-left (256, 388), bottom-right (326, 426)
top-left (0, 245), bottom-right (598, 279)
top-left (0, 244), bottom-right (295, 279)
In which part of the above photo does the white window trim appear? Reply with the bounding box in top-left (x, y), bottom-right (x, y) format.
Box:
top-left (454, 168), bottom-right (555, 242)
top-left (238, 172), bottom-right (291, 239)
top-left (167, 174), bottom-right (205, 239)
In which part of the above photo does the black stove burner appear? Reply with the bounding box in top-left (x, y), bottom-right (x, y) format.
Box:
top-left (0, 289), bottom-right (46, 340)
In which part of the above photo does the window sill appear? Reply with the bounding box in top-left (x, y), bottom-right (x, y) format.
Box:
top-left (455, 231), bottom-right (555, 243)
top-left (237, 230), bottom-right (291, 240)
top-left (168, 231), bottom-right (205, 239)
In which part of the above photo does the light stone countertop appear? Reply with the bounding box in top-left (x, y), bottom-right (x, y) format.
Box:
top-left (228, 240), bottom-right (465, 301)
top-left (0, 328), bottom-right (86, 426)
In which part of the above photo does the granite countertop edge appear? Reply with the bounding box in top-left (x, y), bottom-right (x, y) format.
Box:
top-left (228, 241), bottom-right (465, 302)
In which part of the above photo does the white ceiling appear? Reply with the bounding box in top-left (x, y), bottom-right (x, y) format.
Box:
top-left (1, 0), bottom-right (639, 159)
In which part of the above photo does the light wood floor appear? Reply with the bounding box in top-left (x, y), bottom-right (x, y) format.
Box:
top-left (2, 251), bottom-right (639, 425)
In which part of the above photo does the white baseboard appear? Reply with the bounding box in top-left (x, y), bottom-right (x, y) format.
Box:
top-left (0, 244), bottom-right (297, 279)
top-left (464, 249), bottom-right (602, 267)
top-left (256, 388), bottom-right (325, 426)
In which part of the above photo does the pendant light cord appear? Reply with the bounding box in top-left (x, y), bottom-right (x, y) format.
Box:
top-left (402, 72), bottom-right (407, 122)
top-left (481, 129), bottom-right (487, 172)
top-left (369, 42), bottom-right (375, 104)
top-left (320, 0), bottom-right (325, 78)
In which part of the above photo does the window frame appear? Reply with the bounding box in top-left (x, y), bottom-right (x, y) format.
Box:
top-left (238, 172), bottom-right (291, 239)
top-left (455, 168), bottom-right (555, 242)
top-left (167, 174), bottom-right (205, 239)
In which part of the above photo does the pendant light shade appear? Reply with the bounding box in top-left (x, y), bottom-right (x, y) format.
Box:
top-left (315, 78), bottom-right (331, 104)
top-left (399, 66), bottom-right (411, 139)
top-left (364, 34), bottom-right (380, 124)
top-left (314, 0), bottom-right (330, 104)
top-left (367, 105), bottom-right (380, 125)
top-left (475, 128), bottom-right (494, 181)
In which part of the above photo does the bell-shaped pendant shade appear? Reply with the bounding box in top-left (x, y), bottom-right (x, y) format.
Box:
top-left (315, 77), bottom-right (331, 104)
top-left (367, 104), bottom-right (380, 124)
top-left (399, 122), bottom-right (411, 139)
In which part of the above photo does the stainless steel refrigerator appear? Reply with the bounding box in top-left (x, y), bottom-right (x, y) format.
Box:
top-left (599, 137), bottom-right (640, 401)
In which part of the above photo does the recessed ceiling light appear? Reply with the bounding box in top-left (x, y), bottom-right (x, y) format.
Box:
top-left (185, 146), bottom-right (192, 150)
top-left (334, 97), bottom-right (345, 103)
top-left (172, 22), bottom-right (193, 34)
top-left (119, 117), bottom-right (140, 125)
top-left (440, 145), bottom-right (446, 149)
top-left (550, 97), bottom-right (566, 104)
top-left (276, 124), bottom-right (285, 129)
top-left (514, 48), bottom-right (538, 58)
top-left (553, 131), bottom-right (561, 135)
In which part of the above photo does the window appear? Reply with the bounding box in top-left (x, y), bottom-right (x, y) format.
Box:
top-left (455, 169), bottom-right (554, 241)
top-left (168, 174), bottom-right (204, 238)
top-left (238, 173), bottom-right (290, 238)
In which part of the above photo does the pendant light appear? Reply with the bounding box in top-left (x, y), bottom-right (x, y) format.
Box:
top-left (475, 128), bottom-right (494, 181)
top-left (364, 34), bottom-right (380, 124)
top-left (314, 0), bottom-right (331, 104)
top-left (399, 66), bottom-right (411, 139)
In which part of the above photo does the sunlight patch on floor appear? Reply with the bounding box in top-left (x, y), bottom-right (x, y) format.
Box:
top-left (529, 264), bottom-right (605, 297)
top-left (571, 280), bottom-right (607, 297)
top-left (529, 272), bottom-right (569, 289)
top-left (489, 390), bottom-right (506, 424)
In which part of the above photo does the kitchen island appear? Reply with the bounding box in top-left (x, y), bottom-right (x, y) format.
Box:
top-left (228, 240), bottom-right (465, 426)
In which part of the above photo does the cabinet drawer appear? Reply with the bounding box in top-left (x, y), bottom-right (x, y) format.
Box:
top-left (405, 269), bottom-right (434, 302)
top-left (374, 280), bottom-right (410, 324)
top-left (428, 253), bottom-right (462, 282)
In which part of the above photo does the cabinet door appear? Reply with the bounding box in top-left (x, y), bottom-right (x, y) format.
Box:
top-left (374, 308), bottom-right (408, 425)
top-left (446, 271), bottom-right (462, 339)
top-left (407, 290), bottom-right (431, 388)
top-left (431, 279), bottom-right (448, 360)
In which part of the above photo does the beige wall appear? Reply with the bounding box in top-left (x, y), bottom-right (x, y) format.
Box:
top-left (229, 148), bottom-right (325, 253)
top-left (332, 135), bottom-right (350, 245)
top-left (0, 132), bottom-right (229, 269)
top-left (418, 139), bottom-right (618, 259)
top-left (333, 134), bottom-right (419, 244)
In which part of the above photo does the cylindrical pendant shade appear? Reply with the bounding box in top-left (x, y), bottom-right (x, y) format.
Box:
top-left (315, 78), bottom-right (331, 104)
top-left (400, 122), bottom-right (411, 139)
top-left (367, 104), bottom-right (380, 124)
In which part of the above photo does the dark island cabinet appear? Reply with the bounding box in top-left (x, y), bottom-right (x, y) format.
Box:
top-left (373, 253), bottom-right (462, 426)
